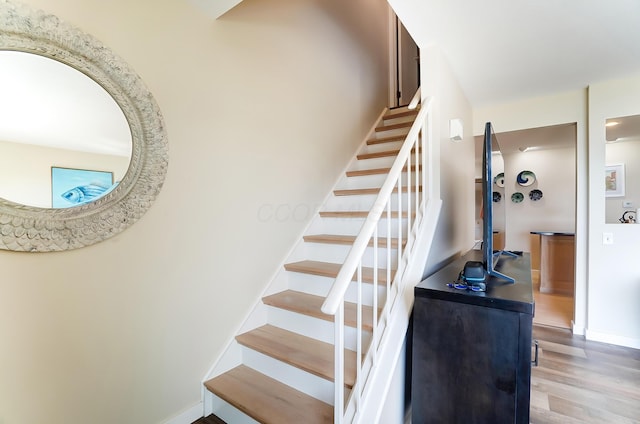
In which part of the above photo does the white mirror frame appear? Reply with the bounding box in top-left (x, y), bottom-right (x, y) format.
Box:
top-left (0, 0), bottom-right (168, 252)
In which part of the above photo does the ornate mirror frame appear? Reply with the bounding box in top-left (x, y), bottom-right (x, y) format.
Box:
top-left (0, 0), bottom-right (168, 252)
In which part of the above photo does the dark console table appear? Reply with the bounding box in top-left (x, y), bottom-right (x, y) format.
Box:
top-left (412, 250), bottom-right (534, 423)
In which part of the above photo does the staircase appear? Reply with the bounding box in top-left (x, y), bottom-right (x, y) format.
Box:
top-left (202, 96), bottom-right (440, 423)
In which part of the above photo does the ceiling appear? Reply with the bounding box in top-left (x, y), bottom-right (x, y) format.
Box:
top-left (409, 0), bottom-right (640, 108)
top-left (417, 0), bottom-right (640, 155)
top-left (474, 122), bottom-right (577, 170)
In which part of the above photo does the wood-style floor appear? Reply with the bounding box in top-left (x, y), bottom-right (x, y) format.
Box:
top-left (534, 289), bottom-right (574, 329)
top-left (530, 325), bottom-right (640, 423)
top-left (192, 414), bottom-right (225, 424)
top-left (532, 273), bottom-right (574, 329)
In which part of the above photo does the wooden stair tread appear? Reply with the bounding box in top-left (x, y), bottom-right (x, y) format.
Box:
top-left (366, 134), bottom-right (406, 145)
top-left (319, 210), bottom-right (413, 218)
top-left (262, 290), bottom-right (377, 331)
top-left (304, 234), bottom-right (402, 248)
top-left (383, 108), bottom-right (419, 120)
top-left (357, 147), bottom-right (420, 160)
top-left (375, 121), bottom-right (413, 132)
top-left (284, 260), bottom-right (393, 284)
top-left (334, 185), bottom-right (422, 196)
top-left (204, 365), bottom-right (333, 424)
top-left (346, 165), bottom-right (421, 177)
top-left (236, 325), bottom-right (357, 388)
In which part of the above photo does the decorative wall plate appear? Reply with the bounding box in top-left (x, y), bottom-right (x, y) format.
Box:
top-left (494, 172), bottom-right (505, 188)
top-left (516, 170), bottom-right (536, 186)
top-left (493, 192), bottom-right (502, 203)
top-left (511, 192), bottom-right (524, 203)
top-left (529, 189), bottom-right (543, 201)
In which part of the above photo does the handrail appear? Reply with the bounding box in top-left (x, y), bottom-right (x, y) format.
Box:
top-left (321, 96), bottom-right (433, 316)
top-left (408, 87), bottom-right (421, 110)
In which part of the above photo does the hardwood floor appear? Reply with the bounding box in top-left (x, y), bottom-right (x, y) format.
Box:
top-left (194, 325), bottom-right (639, 424)
top-left (531, 325), bottom-right (640, 423)
top-left (532, 273), bottom-right (574, 329)
top-left (534, 289), bottom-right (574, 329)
top-left (192, 414), bottom-right (225, 424)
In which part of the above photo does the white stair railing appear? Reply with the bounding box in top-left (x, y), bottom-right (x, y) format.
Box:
top-left (321, 93), bottom-right (434, 423)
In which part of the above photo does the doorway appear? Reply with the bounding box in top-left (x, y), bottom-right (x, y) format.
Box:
top-left (474, 123), bottom-right (577, 329)
top-left (390, 14), bottom-right (419, 108)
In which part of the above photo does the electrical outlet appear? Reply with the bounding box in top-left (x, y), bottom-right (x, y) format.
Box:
top-left (623, 201), bottom-right (633, 208)
top-left (603, 232), bottom-right (614, 245)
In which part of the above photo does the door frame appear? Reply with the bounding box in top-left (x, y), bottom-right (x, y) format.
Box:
top-left (387, 9), bottom-right (420, 108)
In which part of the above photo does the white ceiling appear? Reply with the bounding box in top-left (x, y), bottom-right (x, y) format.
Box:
top-left (188, 0), bottom-right (243, 19)
top-left (407, 0), bottom-right (640, 153)
top-left (409, 0), bottom-right (640, 108)
top-left (474, 122), bottom-right (576, 159)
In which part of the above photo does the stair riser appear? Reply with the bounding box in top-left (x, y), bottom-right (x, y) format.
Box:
top-left (309, 218), bottom-right (412, 239)
top-left (337, 174), bottom-right (423, 190)
top-left (241, 348), bottom-right (336, 405)
top-left (382, 114), bottom-right (418, 125)
top-left (305, 218), bottom-right (364, 238)
top-left (287, 272), bottom-right (388, 307)
top-left (323, 192), bottom-right (420, 212)
top-left (267, 306), bottom-right (371, 351)
top-left (347, 155), bottom-right (396, 171)
top-left (337, 173), bottom-right (389, 190)
top-left (381, 117), bottom-right (416, 128)
top-left (374, 127), bottom-right (412, 138)
top-left (284, 228), bottom-right (402, 267)
top-left (357, 139), bottom-right (404, 155)
top-left (209, 394), bottom-right (259, 424)
top-left (297, 243), bottom-right (399, 269)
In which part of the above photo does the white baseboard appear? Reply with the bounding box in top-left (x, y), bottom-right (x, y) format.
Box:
top-left (163, 402), bottom-right (203, 424)
top-left (571, 320), bottom-right (585, 336)
top-left (585, 329), bottom-right (640, 349)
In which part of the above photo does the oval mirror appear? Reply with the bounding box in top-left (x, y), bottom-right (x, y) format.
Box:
top-left (0, 0), bottom-right (168, 252)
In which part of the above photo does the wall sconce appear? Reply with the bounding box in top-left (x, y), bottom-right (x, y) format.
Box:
top-left (449, 118), bottom-right (463, 142)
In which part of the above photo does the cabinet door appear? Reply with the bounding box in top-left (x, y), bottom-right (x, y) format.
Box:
top-left (412, 297), bottom-right (520, 424)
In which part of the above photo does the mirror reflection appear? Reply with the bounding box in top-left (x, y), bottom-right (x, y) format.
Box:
top-left (491, 149), bottom-right (506, 249)
top-left (605, 114), bottom-right (640, 223)
top-left (0, 51), bottom-right (131, 208)
top-left (474, 137), bottom-right (505, 250)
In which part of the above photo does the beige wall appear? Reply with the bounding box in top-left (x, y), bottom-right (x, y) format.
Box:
top-left (420, 45), bottom-right (476, 274)
top-left (0, 0), bottom-right (390, 422)
top-left (605, 140), bottom-right (640, 223)
top-left (587, 72), bottom-right (640, 348)
top-left (502, 145), bottom-right (576, 251)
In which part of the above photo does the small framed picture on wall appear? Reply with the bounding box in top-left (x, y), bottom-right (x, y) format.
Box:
top-left (605, 163), bottom-right (625, 197)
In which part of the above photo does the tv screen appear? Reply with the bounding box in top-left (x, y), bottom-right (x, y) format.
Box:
top-left (482, 122), bottom-right (514, 283)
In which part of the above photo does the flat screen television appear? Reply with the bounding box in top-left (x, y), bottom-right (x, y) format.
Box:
top-left (481, 122), bottom-right (515, 283)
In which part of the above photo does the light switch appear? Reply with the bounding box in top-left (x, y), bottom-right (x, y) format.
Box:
top-left (623, 201), bottom-right (633, 208)
top-left (603, 232), bottom-right (614, 245)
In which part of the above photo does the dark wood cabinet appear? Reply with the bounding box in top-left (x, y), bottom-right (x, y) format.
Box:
top-left (412, 250), bottom-right (534, 424)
